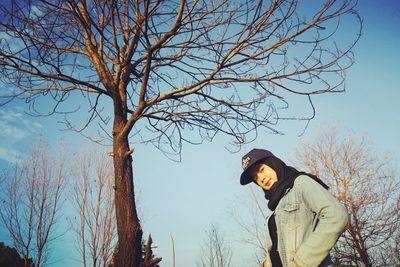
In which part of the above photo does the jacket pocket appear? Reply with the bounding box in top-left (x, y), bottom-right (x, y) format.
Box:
top-left (280, 203), bottom-right (301, 256)
top-left (280, 202), bottom-right (300, 224)
top-left (283, 203), bottom-right (300, 212)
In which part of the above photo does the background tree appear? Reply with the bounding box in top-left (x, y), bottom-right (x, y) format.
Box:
top-left (0, 242), bottom-right (34, 267)
top-left (294, 128), bottom-right (399, 267)
top-left (229, 187), bottom-right (269, 267)
top-left (70, 146), bottom-right (117, 267)
top-left (197, 224), bottom-right (232, 267)
top-left (140, 235), bottom-right (161, 267)
top-left (0, 1), bottom-right (361, 265)
top-left (0, 141), bottom-right (68, 267)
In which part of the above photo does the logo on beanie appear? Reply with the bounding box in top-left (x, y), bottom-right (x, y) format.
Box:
top-left (242, 156), bottom-right (251, 169)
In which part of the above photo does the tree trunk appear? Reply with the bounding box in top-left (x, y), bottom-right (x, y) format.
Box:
top-left (113, 127), bottom-right (142, 267)
top-left (358, 239), bottom-right (372, 267)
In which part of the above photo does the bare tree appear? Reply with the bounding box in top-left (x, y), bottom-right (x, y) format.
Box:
top-left (294, 128), bottom-right (400, 267)
top-left (70, 146), bottom-right (117, 267)
top-left (141, 234), bottom-right (161, 267)
top-left (229, 187), bottom-right (269, 267)
top-left (197, 224), bottom-right (232, 267)
top-left (0, 242), bottom-right (34, 267)
top-left (0, 141), bottom-right (68, 267)
top-left (0, 1), bottom-right (361, 265)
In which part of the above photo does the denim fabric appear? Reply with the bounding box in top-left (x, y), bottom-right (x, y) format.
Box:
top-left (264, 175), bottom-right (348, 267)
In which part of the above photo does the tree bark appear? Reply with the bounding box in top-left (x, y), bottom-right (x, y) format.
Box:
top-left (357, 236), bottom-right (372, 267)
top-left (113, 119), bottom-right (142, 267)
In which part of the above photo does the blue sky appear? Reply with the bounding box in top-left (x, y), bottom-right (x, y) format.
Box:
top-left (1, 1), bottom-right (399, 266)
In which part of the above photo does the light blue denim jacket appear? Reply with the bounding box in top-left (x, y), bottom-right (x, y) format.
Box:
top-left (264, 175), bottom-right (348, 267)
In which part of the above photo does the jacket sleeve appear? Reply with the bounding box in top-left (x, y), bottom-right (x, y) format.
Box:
top-left (293, 175), bottom-right (348, 267)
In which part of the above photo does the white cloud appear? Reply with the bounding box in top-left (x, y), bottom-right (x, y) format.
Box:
top-left (30, 5), bottom-right (44, 18)
top-left (0, 30), bottom-right (27, 54)
top-left (0, 107), bottom-right (43, 164)
top-left (0, 82), bottom-right (18, 97)
top-left (0, 124), bottom-right (27, 139)
top-left (0, 110), bottom-right (24, 121)
top-left (0, 146), bottom-right (24, 164)
top-left (0, 32), bottom-right (12, 42)
top-left (0, 109), bottom-right (42, 134)
top-left (21, 117), bottom-right (43, 131)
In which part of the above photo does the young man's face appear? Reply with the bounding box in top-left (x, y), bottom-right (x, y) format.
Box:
top-left (253, 164), bottom-right (278, 190)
